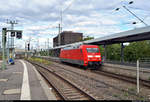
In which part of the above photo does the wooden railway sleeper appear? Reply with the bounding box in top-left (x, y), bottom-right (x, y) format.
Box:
top-left (29, 60), bottom-right (96, 100)
top-left (38, 67), bottom-right (85, 100)
top-left (63, 91), bottom-right (79, 94)
top-left (68, 95), bottom-right (86, 99)
top-left (64, 93), bottom-right (83, 96)
top-left (61, 88), bottom-right (74, 91)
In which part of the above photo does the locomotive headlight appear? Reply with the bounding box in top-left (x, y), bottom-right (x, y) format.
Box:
top-left (88, 55), bottom-right (93, 58)
top-left (95, 55), bottom-right (101, 57)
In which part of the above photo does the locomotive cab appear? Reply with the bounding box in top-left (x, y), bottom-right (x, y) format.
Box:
top-left (80, 45), bottom-right (102, 69)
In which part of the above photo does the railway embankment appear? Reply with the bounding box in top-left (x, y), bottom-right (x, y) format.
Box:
top-left (27, 57), bottom-right (150, 100)
top-left (34, 56), bottom-right (150, 81)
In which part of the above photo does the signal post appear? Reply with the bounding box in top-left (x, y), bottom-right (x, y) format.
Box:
top-left (1, 28), bottom-right (22, 70)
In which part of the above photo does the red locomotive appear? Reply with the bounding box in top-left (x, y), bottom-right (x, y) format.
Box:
top-left (60, 44), bottom-right (102, 69)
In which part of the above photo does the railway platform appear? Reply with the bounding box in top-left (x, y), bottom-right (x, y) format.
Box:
top-left (0, 60), bottom-right (56, 100)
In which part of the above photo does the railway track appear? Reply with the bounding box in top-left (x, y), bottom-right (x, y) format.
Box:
top-left (28, 58), bottom-right (150, 99)
top-left (39, 56), bottom-right (150, 88)
top-left (29, 61), bottom-right (96, 100)
top-left (48, 62), bottom-right (150, 99)
top-left (93, 70), bottom-right (150, 88)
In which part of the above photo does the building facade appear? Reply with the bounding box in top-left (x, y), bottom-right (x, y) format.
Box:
top-left (53, 31), bottom-right (83, 47)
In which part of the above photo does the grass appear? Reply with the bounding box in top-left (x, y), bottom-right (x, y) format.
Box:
top-left (0, 55), bottom-right (2, 60)
top-left (124, 92), bottom-right (129, 97)
top-left (113, 94), bottom-right (119, 98)
top-left (27, 57), bottom-right (51, 65)
top-left (138, 96), bottom-right (145, 101)
top-left (128, 87), bottom-right (136, 92)
top-left (148, 76), bottom-right (150, 80)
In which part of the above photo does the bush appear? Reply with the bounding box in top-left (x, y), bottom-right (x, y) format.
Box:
top-left (28, 57), bottom-right (51, 65)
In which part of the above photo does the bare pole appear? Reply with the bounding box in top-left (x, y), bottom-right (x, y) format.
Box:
top-left (6, 20), bottom-right (10, 62)
top-left (2, 28), bottom-right (7, 70)
top-left (47, 38), bottom-right (49, 56)
top-left (45, 41), bottom-right (46, 50)
top-left (56, 0), bottom-right (75, 46)
top-left (60, 0), bottom-right (75, 32)
top-left (59, 24), bottom-right (61, 46)
top-left (6, 20), bottom-right (18, 61)
top-left (25, 41), bottom-right (27, 58)
top-left (56, 24), bottom-right (61, 46)
top-left (137, 59), bottom-right (140, 94)
top-left (60, 9), bottom-right (63, 33)
top-left (37, 38), bottom-right (39, 54)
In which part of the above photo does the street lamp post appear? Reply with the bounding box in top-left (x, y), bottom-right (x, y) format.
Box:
top-left (115, 1), bottom-right (148, 26)
top-left (122, 6), bottom-right (148, 26)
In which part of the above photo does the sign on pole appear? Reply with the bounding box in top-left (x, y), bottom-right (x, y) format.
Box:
top-left (1, 28), bottom-right (23, 70)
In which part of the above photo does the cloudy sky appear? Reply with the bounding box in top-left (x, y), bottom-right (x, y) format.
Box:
top-left (0, 0), bottom-right (150, 50)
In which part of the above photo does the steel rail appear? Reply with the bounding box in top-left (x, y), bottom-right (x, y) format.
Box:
top-left (35, 56), bottom-right (150, 88)
top-left (28, 60), bottom-right (96, 100)
top-left (94, 70), bottom-right (150, 88)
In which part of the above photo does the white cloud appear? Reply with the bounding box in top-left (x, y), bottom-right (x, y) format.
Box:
top-left (0, 0), bottom-right (149, 49)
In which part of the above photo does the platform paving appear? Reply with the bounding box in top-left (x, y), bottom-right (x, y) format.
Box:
top-left (0, 60), bottom-right (56, 100)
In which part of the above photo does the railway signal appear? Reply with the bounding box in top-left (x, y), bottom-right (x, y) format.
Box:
top-left (28, 43), bottom-right (30, 51)
top-left (10, 30), bottom-right (23, 39)
top-left (11, 31), bottom-right (15, 37)
top-left (4, 32), bottom-right (7, 43)
top-left (1, 28), bottom-right (23, 70)
top-left (16, 31), bottom-right (22, 39)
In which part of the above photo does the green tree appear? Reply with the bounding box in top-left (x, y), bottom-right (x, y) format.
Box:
top-left (124, 40), bottom-right (150, 62)
top-left (99, 45), bottom-right (104, 57)
top-left (106, 44), bottom-right (121, 61)
top-left (98, 40), bottom-right (150, 62)
top-left (82, 36), bottom-right (94, 41)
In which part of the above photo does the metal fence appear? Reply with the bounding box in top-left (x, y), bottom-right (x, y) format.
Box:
top-left (105, 58), bottom-right (150, 69)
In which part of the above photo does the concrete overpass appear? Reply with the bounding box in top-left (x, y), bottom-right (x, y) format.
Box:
top-left (51, 26), bottom-right (150, 61)
top-left (84, 26), bottom-right (150, 45)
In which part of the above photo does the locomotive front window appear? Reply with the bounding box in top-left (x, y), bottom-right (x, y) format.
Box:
top-left (86, 48), bottom-right (99, 53)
